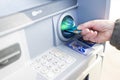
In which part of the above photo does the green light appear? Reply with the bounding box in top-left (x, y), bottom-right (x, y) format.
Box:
top-left (61, 16), bottom-right (75, 31)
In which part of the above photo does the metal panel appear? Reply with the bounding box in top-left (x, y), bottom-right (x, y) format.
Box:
top-left (25, 18), bottom-right (53, 59)
top-left (0, 0), bottom-right (52, 17)
top-left (0, 13), bottom-right (32, 33)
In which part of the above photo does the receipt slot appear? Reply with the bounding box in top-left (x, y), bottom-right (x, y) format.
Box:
top-left (0, 43), bottom-right (21, 69)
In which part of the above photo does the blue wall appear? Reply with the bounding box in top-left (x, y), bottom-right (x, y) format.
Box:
top-left (77, 0), bottom-right (110, 24)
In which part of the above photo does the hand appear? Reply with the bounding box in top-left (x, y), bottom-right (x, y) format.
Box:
top-left (77, 20), bottom-right (114, 43)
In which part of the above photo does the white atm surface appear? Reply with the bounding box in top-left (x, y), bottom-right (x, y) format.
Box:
top-left (0, 0), bottom-right (110, 80)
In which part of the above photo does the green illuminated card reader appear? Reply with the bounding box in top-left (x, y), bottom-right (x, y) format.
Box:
top-left (61, 15), bottom-right (81, 35)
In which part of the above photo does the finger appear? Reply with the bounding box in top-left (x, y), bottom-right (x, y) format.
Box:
top-left (77, 24), bottom-right (86, 30)
top-left (81, 28), bottom-right (90, 36)
top-left (89, 31), bottom-right (98, 42)
top-left (77, 21), bottom-right (94, 30)
top-left (86, 31), bottom-right (97, 39)
top-left (83, 35), bottom-right (89, 41)
top-left (82, 30), bottom-right (98, 42)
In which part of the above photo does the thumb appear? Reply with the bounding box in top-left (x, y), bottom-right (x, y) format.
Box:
top-left (77, 21), bottom-right (94, 30)
top-left (77, 24), bottom-right (85, 30)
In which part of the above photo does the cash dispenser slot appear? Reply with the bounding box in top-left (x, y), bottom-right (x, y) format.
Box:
top-left (0, 43), bottom-right (21, 69)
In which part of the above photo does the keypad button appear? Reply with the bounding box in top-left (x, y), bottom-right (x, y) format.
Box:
top-left (46, 71), bottom-right (55, 78)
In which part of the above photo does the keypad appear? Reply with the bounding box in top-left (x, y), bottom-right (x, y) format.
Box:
top-left (30, 48), bottom-right (76, 80)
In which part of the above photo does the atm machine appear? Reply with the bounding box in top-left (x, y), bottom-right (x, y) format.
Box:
top-left (0, 0), bottom-right (110, 80)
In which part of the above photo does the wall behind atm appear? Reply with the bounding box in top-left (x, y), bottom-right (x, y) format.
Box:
top-left (77, 0), bottom-right (110, 24)
top-left (101, 0), bottom-right (120, 80)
